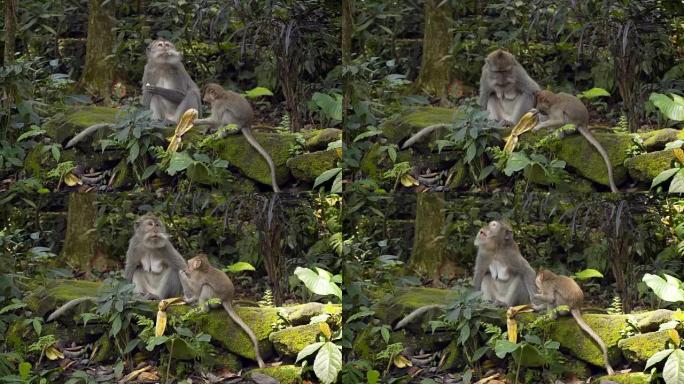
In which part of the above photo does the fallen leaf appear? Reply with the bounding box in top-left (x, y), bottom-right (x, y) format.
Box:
top-left (155, 310), bottom-right (167, 337)
top-left (45, 345), bottom-right (64, 360)
top-left (393, 354), bottom-right (413, 368)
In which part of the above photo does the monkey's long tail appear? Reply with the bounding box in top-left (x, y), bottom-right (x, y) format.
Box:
top-left (394, 304), bottom-right (446, 330)
top-left (46, 296), bottom-right (96, 322)
top-left (241, 127), bottom-right (280, 193)
top-left (222, 301), bottom-right (266, 368)
top-left (571, 308), bottom-right (615, 375)
top-left (64, 123), bottom-right (113, 149)
top-left (578, 127), bottom-right (618, 193)
top-left (401, 124), bottom-right (450, 149)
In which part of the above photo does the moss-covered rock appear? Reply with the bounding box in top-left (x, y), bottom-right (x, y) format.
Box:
top-left (547, 313), bottom-right (627, 368)
top-left (550, 132), bottom-right (632, 188)
top-left (381, 107), bottom-right (461, 145)
top-left (210, 132), bottom-right (294, 187)
top-left (174, 305), bottom-right (279, 362)
top-left (624, 149), bottom-right (676, 183)
top-left (44, 106), bottom-right (120, 146)
top-left (286, 149), bottom-right (339, 182)
top-left (523, 163), bottom-right (595, 192)
top-left (633, 309), bottom-right (675, 332)
top-left (206, 352), bottom-right (242, 372)
top-left (638, 128), bottom-right (683, 152)
top-left (25, 279), bottom-right (105, 318)
top-left (617, 330), bottom-right (670, 363)
top-left (302, 128), bottom-right (342, 151)
top-left (246, 365), bottom-right (303, 384)
top-left (591, 372), bottom-right (652, 384)
top-left (372, 287), bottom-right (461, 326)
top-left (270, 322), bottom-right (331, 357)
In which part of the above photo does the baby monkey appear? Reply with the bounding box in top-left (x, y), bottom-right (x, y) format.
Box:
top-left (532, 90), bottom-right (618, 193)
top-left (534, 269), bottom-right (614, 375)
top-left (194, 83), bottom-right (280, 192)
top-left (179, 253), bottom-right (265, 368)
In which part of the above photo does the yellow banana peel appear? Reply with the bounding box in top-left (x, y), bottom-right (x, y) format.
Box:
top-left (506, 304), bottom-right (535, 343)
top-left (503, 111), bottom-right (539, 153)
top-left (166, 108), bottom-right (199, 153)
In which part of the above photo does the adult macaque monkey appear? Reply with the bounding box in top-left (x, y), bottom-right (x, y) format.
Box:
top-left (179, 253), bottom-right (265, 368)
top-left (193, 83), bottom-right (280, 192)
top-left (65, 39), bottom-right (201, 148)
top-left (396, 220), bottom-right (537, 330)
top-left (473, 220), bottom-right (538, 306)
top-left (47, 213), bottom-right (186, 322)
top-left (401, 49), bottom-right (539, 149)
top-left (532, 90), bottom-right (618, 193)
top-left (479, 49), bottom-right (540, 126)
top-left (534, 269), bottom-right (615, 375)
top-left (124, 213), bottom-right (187, 299)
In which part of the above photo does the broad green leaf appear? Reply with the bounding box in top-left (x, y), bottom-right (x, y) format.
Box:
top-left (663, 349), bottom-right (684, 384)
top-left (670, 169), bottom-right (684, 193)
top-left (651, 168), bottom-right (679, 189)
top-left (313, 342), bottom-right (342, 384)
top-left (312, 92), bottom-right (343, 122)
top-left (166, 151), bottom-right (194, 176)
top-left (313, 168), bottom-right (342, 189)
top-left (0, 301), bottom-right (26, 314)
top-left (504, 152), bottom-right (532, 176)
top-left (574, 269), bottom-right (604, 280)
top-left (353, 129), bottom-right (381, 142)
top-left (294, 267), bottom-right (341, 299)
top-left (494, 340), bottom-right (519, 358)
top-left (224, 262), bottom-right (256, 273)
top-left (244, 87), bottom-right (273, 99)
top-left (650, 93), bottom-right (684, 121)
top-left (17, 129), bottom-right (45, 142)
top-left (295, 341), bottom-right (324, 362)
top-left (367, 370), bottom-right (380, 384)
top-left (642, 273), bottom-right (684, 302)
top-left (578, 88), bottom-right (610, 99)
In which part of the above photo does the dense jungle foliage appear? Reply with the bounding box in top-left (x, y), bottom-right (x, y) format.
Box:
top-left (343, 193), bottom-right (684, 383)
top-left (0, 192), bottom-right (343, 383)
top-left (343, 0), bottom-right (684, 193)
top-left (0, 0), bottom-right (342, 193)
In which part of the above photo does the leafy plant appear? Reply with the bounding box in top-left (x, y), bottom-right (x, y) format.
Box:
top-left (294, 266), bottom-right (342, 302)
top-left (650, 93), bottom-right (684, 122)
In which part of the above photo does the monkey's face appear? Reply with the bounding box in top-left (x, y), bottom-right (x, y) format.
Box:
top-left (148, 39), bottom-right (181, 64)
top-left (140, 218), bottom-right (168, 248)
top-left (474, 221), bottom-right (497, 249)
top-left (202, 88), bottom-right (217, 104)
top-left (535, 91), bottom-right (554, 111)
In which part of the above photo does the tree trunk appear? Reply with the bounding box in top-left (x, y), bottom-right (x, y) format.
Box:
top-left (415, 0), bottom-right (454, 101)
top-left (80, 0), bottom-right (116, 104)
top-left (3, 0), bottom-right (17, 65)
top-left (259, 195), bottom-right (284, 305)
top-left (408, 193), bottom-right (446, 280)
top-left (61, 193), bottom-right (98, 273)
top-left (341, 0), bottom-right (353, 123)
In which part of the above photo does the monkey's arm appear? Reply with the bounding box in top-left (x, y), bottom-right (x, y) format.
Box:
top-left (165, 245), bottom-right (187, 271)
top-left (473, 254), bottom-right (488, 290)
top-left (193, 118), bottom-right (219, 128)
top-left (124, 240), bottom-right (140, 281)
top-left (144, 85), bottom-right (187, 104)
top-left (532, 109), bottom-right (567, 132)
top-left (141, 67), bottom-right (152, 107)
top-left (510, 92), bottom-right (536, 124)
top-left (478, 66), bottom-right (491, 109)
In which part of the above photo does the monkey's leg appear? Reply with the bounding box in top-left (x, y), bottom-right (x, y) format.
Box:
top-left (509, 93), bottom-right (535, 124)
top-left (480, 275), bottom-right (499, 302)
top-left (131, 270), bottom-right (157, 299)
top-left (173, 91), bottom-right (202, 123)
top-left (155, 266), bottom-right (184, 299)
top-left (486, 97), bottom-right (509, 123)
top-left (499, 275), bottom-right (527, 306)
top-left (531, 118), bottom-right (566, 132)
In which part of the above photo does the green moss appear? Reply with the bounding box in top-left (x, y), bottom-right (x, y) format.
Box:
top-left (551, 132), bottom-right (632, 187)
top-left (592, 372), bottom-right (651, 384)
top-left (286, 149), bottom-right (339, 182)
top-left (246, 365), bottom-right (303, 384)
top-left (639, 128), bottom-right (680, 151)
top-left (302, 128), bottom-right (342, 150)
top-left (624, 149), bottom-right (676, 182)
top-left (617, 330), bottom-right (670, 363)
top-left (524, 163), bottom-right (595, 192)
top-left (269, 322), bottom-right (330, 357)
top-left (205, 352), bottom-right (241, 371)
top-left (5, 322), bottom-right (30, 354)
top-left (210, 132), bottom-right (295, 186)
top-left (372, 287), bottom-right (460, 325)
top-left (359, 143), bottom-right (383, 181)
top-left (547, 314), bottom-right (628, 368)
top-left (199, 306), bottom-right (278, 361)
top-left (44, 106), bottom-right (119, 145)
top-left (93, 333), bottom-right (113, 363)
top-left (380, 107), bottom-right (461, 144)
